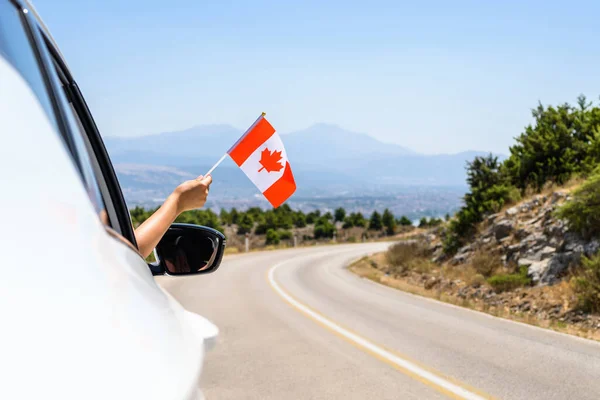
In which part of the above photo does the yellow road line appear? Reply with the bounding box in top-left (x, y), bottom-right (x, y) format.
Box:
top-left (267, 261), bottom-right (494, 400)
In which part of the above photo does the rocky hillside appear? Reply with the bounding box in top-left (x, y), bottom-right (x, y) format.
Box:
top-left (351, 185), bottom-right (600, 338)
top-left (443, 190), bottom-right (599, 286)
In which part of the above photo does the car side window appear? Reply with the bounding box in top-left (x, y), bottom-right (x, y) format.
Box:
top-left (33, 30), bottom-right (140, 250)
top-left (0, 1), bottom-right (58, 132)
top-left (49, 66), bottom-right (112, 226)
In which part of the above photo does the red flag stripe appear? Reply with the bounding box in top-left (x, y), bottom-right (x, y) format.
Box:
top-left (263, 162), bottom-right (296, 208)
top-left (228, 117), bottom-right (276, 166)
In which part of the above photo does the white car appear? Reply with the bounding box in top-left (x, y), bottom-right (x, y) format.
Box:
top-left (0, 1), bottom-right (224, 399)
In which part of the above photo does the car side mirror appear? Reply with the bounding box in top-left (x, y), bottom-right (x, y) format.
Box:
top-left (152, 223), bottom-right (226, 276)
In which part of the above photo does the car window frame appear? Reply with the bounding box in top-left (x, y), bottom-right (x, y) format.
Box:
top-left (16, 0), bottom-right (140, 252)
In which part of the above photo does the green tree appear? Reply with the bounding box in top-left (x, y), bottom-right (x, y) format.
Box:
top-left (382, 209), bottom-right (396, 235)
top-left (230, 208), bottom-right (240, 225)
top-left (265, 229), bottom-right (280, 245)
top-left (306, 210), bottom-right (321, 224)
top-left (219, 208), bottom-right (231, 225)
top-left (334, 207), bottom-right (346, 223)
top-left (369, 211), bottom-right (383, 231)
top-left (255, 211), bottom-right (277, 235)
top-left (346, 212), bottom-right (366, 228)
top-left (237, 213), bottom-right (254, 235)
top-left (398, 216), bottom-right (412, 226)
top-left (323, 212), bottom-right (333, 221)
top-left (294, 212), bottom-right (307, 228)
top-left (503, 100), bottom-right (587, 190)
top-left (418, 217), bottom-right (429, 228)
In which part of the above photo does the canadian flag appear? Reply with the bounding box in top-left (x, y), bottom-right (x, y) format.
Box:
top-left (227, 114), bottom-right (296, 208)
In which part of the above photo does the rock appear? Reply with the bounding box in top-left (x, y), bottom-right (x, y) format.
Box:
top-left (564, 241), bottom-right (584, 254)
top-left (499, 236), bottom-right (512, 245)
top-left (533, 246), bottom-right (556, 261)
top-left (524, 215), bottom-right (543, 226)
top-left (425, 234), bottom-right (437, 243)
top-left (424, 277), bottom-right (439, 290)
top-left (506, 207), bottom-right (519, 217)
top-left (519, 258), bottom-right (536, 268)
top-left (551, 191), bottom-right (567, 204)
top-left (493, 219), bottom-right (514, 240)
top-left (519, 203), bottom-right (532, 213)
top-left (545, 220), bottom-right (567, 238)
top-left (515, 228), bottom-right (529, 240)
top-left (486, 213), bottom-right (500, 224)
top-left (452, 253), bottom-right (468, 265)
top-left (541, 206), bottom-right (554, 219)
top-left (507, 244), bottom-right (521, 253)
top-left (531, 252), bottom-right (580, 285)
top-left (527, 259), bottom-right (550, 283)
top-left (457, 244), bottom-right (472, 255)
top-left (548, 237), bottom-right (562, 248)
top-left (584, 240), bottom-right (600, 257)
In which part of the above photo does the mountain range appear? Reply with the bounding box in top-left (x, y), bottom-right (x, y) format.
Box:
top-left (105, 123), bottom-right (499, 215)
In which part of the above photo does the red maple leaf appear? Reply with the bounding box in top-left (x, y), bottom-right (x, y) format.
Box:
top-left (258, 148), bottom-right (284, 173)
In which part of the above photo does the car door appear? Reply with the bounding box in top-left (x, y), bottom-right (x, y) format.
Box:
top-left (1, 2), bottom-right (214, 399)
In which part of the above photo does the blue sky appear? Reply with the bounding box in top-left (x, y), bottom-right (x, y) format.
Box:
top-left (33, 0), bottom-right (600, 154)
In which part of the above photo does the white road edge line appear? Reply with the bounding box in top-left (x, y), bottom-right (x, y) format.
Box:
top-left (268, 260), bottom-right (487, 400)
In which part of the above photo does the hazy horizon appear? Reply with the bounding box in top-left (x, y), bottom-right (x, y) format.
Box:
top-left (106, 121), bottom-right (506, 157)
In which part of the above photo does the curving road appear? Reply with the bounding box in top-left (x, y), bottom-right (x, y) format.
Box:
top-left (158, 243), bottom-right (600, 400)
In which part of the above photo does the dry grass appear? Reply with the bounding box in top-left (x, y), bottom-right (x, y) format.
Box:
top-left (224, 247), bottom-right (240, 255)
top-left (470, 251), bottom-right (502, 278)
top-left (349, 253), bottom-right (600, 342)
top-left (385, 241), bottom-right (433, 275)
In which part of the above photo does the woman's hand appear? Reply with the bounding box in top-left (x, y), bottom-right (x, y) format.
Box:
top-left (172, 175), bottom-right (213, 214)
top-left (134, 174), bottom-right (213, 258)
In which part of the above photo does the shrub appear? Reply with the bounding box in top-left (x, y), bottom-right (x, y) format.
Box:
top-left (398, 216), bottom-right (412, 226)
top-left (556, 166), bottom-right (600, 238)
top-left (471, 251), bottom-right (501, 278)
top-left (314, 217), bottom-right (335, 239)
top-left (571, 254), bottom-right (600, 313)
top-left (386, 242), bottom-right (430, 274)
top-left (279, 230), bottom-right (293, 240)
top-left (265, 229), bottom-right (280, 245)
top-left (470, 273), bottom-right (486, 288)
top-left (487, 267), bottom-right (531, 293)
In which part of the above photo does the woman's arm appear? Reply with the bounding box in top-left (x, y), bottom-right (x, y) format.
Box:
top-left (135, 175), bottom-right (212, 258)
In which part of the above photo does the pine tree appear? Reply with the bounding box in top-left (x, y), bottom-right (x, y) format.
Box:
top-left (369, 211), bottom-right (383, 231)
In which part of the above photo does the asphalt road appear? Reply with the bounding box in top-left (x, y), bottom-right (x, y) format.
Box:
top-left (158, 243), bottom-right (600, 400)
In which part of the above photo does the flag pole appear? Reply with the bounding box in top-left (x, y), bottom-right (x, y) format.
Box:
top-left (205, 112), bottom-right (266, 176)
top-left (205, 154), bottom-right (227, 176)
